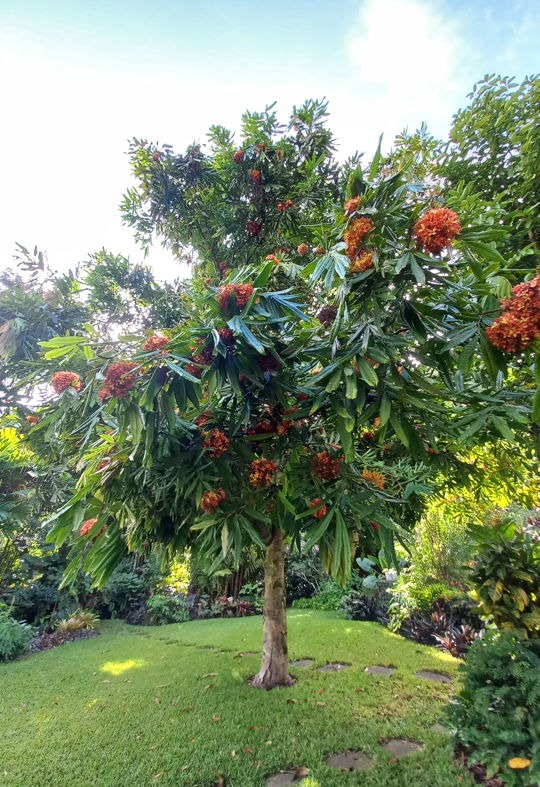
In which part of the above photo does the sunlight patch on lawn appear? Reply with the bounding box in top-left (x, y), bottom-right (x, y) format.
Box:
top-left (100, 659), bottom-right (147, 676)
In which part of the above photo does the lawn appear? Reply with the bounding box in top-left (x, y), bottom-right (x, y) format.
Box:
top-left (0, 611), bottom-right (473, 787)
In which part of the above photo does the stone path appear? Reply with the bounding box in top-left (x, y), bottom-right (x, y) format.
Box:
top-left (316, 662), bottom-right (351, 672)
top-left (324, 750), bottom-right (373, 771)
top-left (365, 665), bottom-right (395, 675)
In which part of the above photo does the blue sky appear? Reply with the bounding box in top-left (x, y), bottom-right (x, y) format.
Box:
top-left (0, 0), bottom-right (538, 279)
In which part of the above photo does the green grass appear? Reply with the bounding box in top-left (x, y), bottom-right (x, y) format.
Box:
top-left (0, 611), bottom-right (473, 786)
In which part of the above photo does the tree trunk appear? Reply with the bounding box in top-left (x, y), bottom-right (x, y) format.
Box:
top-left (250, 529), bottom-right (295, 690)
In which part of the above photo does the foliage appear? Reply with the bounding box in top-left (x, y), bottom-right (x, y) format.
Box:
top-left (446, 630), bottom-right (540, 786)
top-left (145, 593), bottom-right (190, 625)
top-left (387, 571), bottom-right (465, 631)
top-left (341, 590), bottom-right (390, 624)
top-left (0, 612), bottom-right (470, 787)
top-left (292, 577), bottom-right (351, 610)
top-left (0, 604), bottom-right (33, 660)
top-left (55, 609), bottom-right (99, 632)
top-left (401, 510), bottom-right (472, 586)
top-left (285, 546), bottom-right (327, 601)
top-left (97, 555), bottom-right (163, 616)
top-left (469, 513), bottom-right (540, 636)
top-left (399, 599), bottom-right (483, 658)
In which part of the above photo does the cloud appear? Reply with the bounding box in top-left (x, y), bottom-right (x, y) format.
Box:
top-left (334, 0), bottom-right (467, 155)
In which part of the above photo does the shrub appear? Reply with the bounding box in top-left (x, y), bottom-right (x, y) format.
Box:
top-left (407, 509), bottom-right (472, 586)
top-left (146, 594), bottom-right (189, 625)
top-left (0, 605), bottom-right (33, 660)
top-left (285, 547), bottom-right (327, 601)
top-left (341, 591), bottom-right (390, 624)
top-left (400, 599), bottom-right (483, 658)
top-left (56, 609), bottom-right (100, 632)
top-left (446, 630), bottom-right (540, 785)
top-left (292, 578), bottom-right (349, 611)
top-left (469, 514), bottom-right (540, 636)
top-left (387, 572), bottom-right (464, 630)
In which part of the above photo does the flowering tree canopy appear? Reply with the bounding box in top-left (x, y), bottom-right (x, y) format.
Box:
top-left (40, 101), bottom-right (538, 688)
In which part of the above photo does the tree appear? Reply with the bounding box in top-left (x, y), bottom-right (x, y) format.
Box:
top-left (43, 100), bottom-right (538, 689)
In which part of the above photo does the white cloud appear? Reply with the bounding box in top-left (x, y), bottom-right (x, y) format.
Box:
top-left (334, 0), bottom-right (467, 155)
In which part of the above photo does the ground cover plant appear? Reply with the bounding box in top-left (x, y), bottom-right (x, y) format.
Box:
top-left (0, 611), bottom-right (473, 787)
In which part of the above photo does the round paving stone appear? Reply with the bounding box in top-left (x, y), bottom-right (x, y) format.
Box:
top-left (317, 662), bottom-right (351, 672)
top-left (324, 750), bottom-right (373, 770)
top-left (365, 665), bottom-right (395, 676)
top-left (415, 670), bottom-right (452, 683)
top-left (265, 772), bottom-right (308, 786)
top-left (380, 738), bottom-right (424, 756)
top-left (290, 659), bottom-right (314, 667)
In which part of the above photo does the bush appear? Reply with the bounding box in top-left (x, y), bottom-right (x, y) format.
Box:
top-left (146, 594), bottom-right (190, 625)
top-left (446, 630), bottom-right (540, 785)
top-left (400, 599), bottom-right (483, 658)
top-left (406, 509), bottom-right (472, 586)
top-left (292, 578), bottom-right (349, 611)
top-left (387, 572), bottom-right (465, 630)
top-left (0, 605), bottom-right (33, 660)
top-left (55, 609), bottom-right (99, 632)
top-left (469, 514), bottom-right (540, 636)
top-left (341, 590), bottom-right (390, 624)
top-left (285, 548), bottom-right (327, 601)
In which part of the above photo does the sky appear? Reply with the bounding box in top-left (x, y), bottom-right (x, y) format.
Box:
top-left (0, 0), bottom-right (538, 282)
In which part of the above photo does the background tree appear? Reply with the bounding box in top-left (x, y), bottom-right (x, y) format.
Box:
top-left (42, 99), bottom-right (538, 689)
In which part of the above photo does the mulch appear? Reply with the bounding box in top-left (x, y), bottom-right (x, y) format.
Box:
top-left (30, 628), bottom-right (100, 653)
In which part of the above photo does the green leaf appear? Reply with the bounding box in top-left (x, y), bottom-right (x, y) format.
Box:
top-left (389, 410), bottom-right (409, 448)
top-left (379, 394), bottom-right (391, 426)
top-left (344, 371), bottom-right (357, 400)
top-left (161, 389), bottom-right (176, 432)
top-left (532, 387), bottom-right (540, 425)
top-left (491, 415), bottom-right (515, 442)
top-left (369, 134), bottom-right (383, 180)
top-left (278, 490), bottom-right (295, 514)
top-left (227, 315), bottom-right (265, 353)
top-left (254, 260), bottom-right (275, 288)
top-left (356, 357), bottom-right (379, 387)
top-left (325, 367), bottom-right (342, 392)
top-left (128, 403), bottom-right (144, 446)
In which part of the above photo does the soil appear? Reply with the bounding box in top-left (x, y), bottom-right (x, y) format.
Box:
top-left (31, 628), bottom-right (100, 653)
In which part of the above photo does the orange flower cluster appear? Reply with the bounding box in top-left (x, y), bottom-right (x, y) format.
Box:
top-left (98, 362), bottom-right (138, 401)
top-left (51, 371), bottom-right (82, 394)
top-left (152, 152), bottom-right (161, 162)
top-left (486, 274), bottom-right (540, 353)
top-left (344, 196), bottom-right (361, 215)
top-left (258, 352), bottom-right (281, 373)
top-left (246, 221), bottom-right (262, 236)
top-left (25, 415), bottom-right (39, 425)
top-left (233, 150), bottom-right (244, 164)
top-left (297, 243), bottom-right (309, 256)
top-left (203, 429), bottom-right (230, 458)
top-left (309, 498), bottom-right (328, 519)
top-left (196, 410), bottom-right (214, 428)
top-left (186, 363), bottom-right (202, 378)
top-left (315, 246), bottom-right (325, 255)
top-left (217, 283), bottom-right (255, 312)
top-left (80, 517), bottom-right (98, 537)
top-left (344, 218), bottom-right (374, 261)
top-left (144, 335), bottom-right (170, 352)
top-left (317, 305), bottom-right (338, 327)
top-left (200, 488), bottom-right (226, 514)
top-left (362, 431), bottom-right (375, 441)
top-left (249, 458), bottom-right (278, 487)
top-left (277, 199), bottom-right (295, 212)
top-left (312, 451), bottom-right (341, 481)
top-left (361, 469), bottom-right (385, 489)
top-left (247, 420), bottom-right (276, 437)
top-left (251, 170), bottom-right (261, 184)
top-left (217, 327), bottom-right (236, 347)
top-left (413, 207), bottom-right (461, 254)
top-left (350, 252), bottom-right (373, 273)
top-left (266, 254), bottom-right (277, 261)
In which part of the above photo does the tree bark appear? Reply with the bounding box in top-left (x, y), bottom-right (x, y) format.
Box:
top-left (250, 529), bottom-right (295, 689)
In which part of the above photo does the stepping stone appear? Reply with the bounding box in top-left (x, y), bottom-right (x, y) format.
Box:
top-left (265, 771), bottom-right (309, 786)
top-left (235, 651), bottom-right (258, 657)
top-left (317, 662), bottom-right (351, 672)
top-left (380, 738), bottom-right (423, 756)
top-left (415, 670), bottom-right (452, 684)
top-left (324, 750), bottom-right (373, 771)
top-left (290, 659), bottom-right (314, 667)
top-left (430, 722), bottom-right (449, 735)
top-left (365, 665), bottom-right (395, 676)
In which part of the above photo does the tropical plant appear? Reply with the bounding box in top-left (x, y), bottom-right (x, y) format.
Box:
top-left (446, 630), bottom-right (540, 786)
top-left (40, 99), bottom-right (540, 690)
top-left (0, 604), bottom-right (33, 660)
top-left (145, 593), bottom-right (189, 625)
top-left (469, 513), bottom-right (540, 636)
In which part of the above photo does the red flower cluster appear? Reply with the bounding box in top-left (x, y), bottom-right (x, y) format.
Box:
top-left (200, 488), bottom-right (226, 514)
top-left (350, 252), bottom-right (373, 273)
top-left (196, 410), bottom-right (214, 428)
top-left (258, 352), bottom-right (281, 373)
top-left (315, 246), bottom-right (325, 255)
top-left (203, 429), bottom-right (230, 458)
top-left (25, 415), bottom-right (39, 425)
top-left (297, 243), bottom-right (309, 257)
top-left (369, 520), bottom-right (381, 532)
top-left (413, 207), bottom-right (461, 254)
top-left (344, 218), bottom-right (374, 260)
top-left (217, 283), bottom-right (255, 312)
top-left (247, 420), bottom-right (276, 437)
top-left (277, 199), bottom-right (295, 212)
top-left (98, 362), bottom-right (138, 401)
top-left (152, 152), bottom-right (161, 162)
top-left (246, 221), bottom-right (262, 236)
top-left (249, 458), bottom-right (278, 487)
top-left (344, 196), bottom-right (361, 215)
top-left (80, 517), bottom-right (98, 537)
top-left (144, 335), bottom-right (170, 352)
top-left (317, 305), bottom-right (338, 327)
top-left (186, 363), bottom-right (202, 378)
top-left (298, 392), bottom-right (310, 401)
top-left (486, 274), bottom-right (540, 353)
top-left (362, 469), bottom-right (385, 489)
top-left (251, 170), bottom-right (261, 184)
top-left (51, 371), bottom-right (82, 394)
top-left (309, 498), bottom-right (328, 519)
top-left (311, 451), bottom-right (341, 481)
top-left (233, 150), bottom-right (244, 164)
top-left (362, 431), bottom-right (375, 441)
top-left (218, 327), bottom-right (236, 347)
